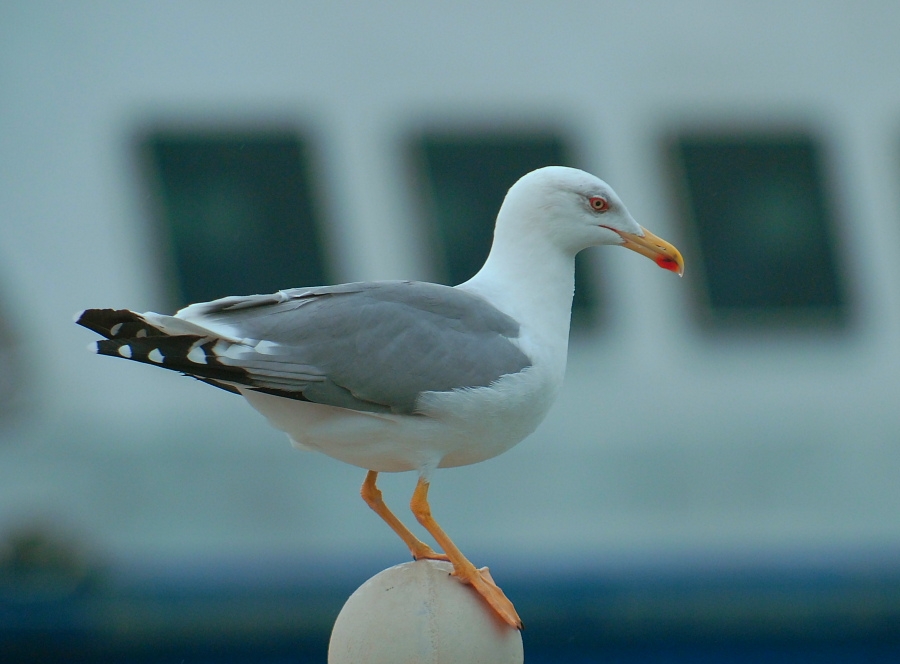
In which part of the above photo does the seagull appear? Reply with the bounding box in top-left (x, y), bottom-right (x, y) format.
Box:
top-left (76, 166), bottom-right (683, 629)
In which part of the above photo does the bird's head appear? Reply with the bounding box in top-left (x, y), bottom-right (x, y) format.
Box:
top-left (502, 166), bottom-right (684, 276)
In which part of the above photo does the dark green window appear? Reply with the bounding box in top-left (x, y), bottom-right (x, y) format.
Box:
top-left (671, 133), bottom-right (847, 327)
top-left (142, 131), bottom-right (329, 308)
top-left (0, 284), bottom-right (25, 423)
top-left (409, 131), bottom-right (600, 330)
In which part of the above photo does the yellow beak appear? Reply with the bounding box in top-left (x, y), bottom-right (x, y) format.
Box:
top-left (612, 226), bottom-right (684, 277)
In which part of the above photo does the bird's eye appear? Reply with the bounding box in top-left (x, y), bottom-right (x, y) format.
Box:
top-left (589, 196), bottom-right (609, 212)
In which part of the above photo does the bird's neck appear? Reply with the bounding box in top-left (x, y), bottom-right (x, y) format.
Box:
top-left (458, 221), bottom-right (576, 371)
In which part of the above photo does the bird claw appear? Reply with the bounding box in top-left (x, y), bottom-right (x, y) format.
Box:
top-left (410, 544), bottom-right (451, 562)
top-left (453, 565), bottom-right (523, 629)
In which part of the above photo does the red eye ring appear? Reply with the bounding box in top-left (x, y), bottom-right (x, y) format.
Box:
top-left (589, 196), bottom-right (609, 212)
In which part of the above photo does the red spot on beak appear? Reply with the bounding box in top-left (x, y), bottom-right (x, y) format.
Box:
top-left (656, 256), bottom-right (681, 273)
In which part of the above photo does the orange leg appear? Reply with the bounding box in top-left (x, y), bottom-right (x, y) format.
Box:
top-left (360, 471), bottom-right (449, 562)
top-left (410, 476), bottom-right (523, 630)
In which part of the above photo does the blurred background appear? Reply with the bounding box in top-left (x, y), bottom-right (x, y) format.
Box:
top-left (2, 1), bottom-right (900, 661)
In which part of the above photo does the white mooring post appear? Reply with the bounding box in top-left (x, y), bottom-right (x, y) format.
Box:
top-left (328, 560), bottom-right (524, 663)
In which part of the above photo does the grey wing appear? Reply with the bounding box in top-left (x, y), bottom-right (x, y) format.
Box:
top-left (176, 281), bottom-right (533, 414)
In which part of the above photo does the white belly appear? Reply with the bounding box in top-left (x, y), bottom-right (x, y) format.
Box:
top-left (239, 366), bottom-right (557, 473)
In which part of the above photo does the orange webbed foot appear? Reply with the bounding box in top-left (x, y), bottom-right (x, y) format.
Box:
top-left (452, 565), bottom-right (523, 629)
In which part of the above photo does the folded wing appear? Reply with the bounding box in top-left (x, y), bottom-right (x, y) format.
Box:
top-left (77, 281), bottom-right (532, 414)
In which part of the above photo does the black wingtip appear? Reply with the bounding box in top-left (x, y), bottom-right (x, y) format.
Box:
top-left (75, 308), bottom-right (168, 340)
top-left (76, 308), bottom-right (130, 338)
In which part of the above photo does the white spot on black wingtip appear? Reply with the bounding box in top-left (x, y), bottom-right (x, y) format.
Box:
top-left (136, 328), bottom-right (148, 338)
top-left (148, 348), bottom-right (164, 364)
top-left (87, 341), bottom-right (99, 353)
top-left (110, 322), bottom-right (123, 336)
top-left (187, 345), bottom-right (207, 364)
top-left (118, 344), bottom-right (133, 359)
